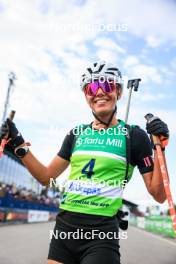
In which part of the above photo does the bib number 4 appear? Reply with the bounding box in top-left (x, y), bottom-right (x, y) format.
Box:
top-left (81, 159), bottom-right (96, 179)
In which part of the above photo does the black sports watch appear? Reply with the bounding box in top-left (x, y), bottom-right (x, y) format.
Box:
top-left (15, 145), bottom-right (29, 158)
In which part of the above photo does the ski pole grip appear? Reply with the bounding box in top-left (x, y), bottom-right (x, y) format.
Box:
top-left (145, 113), bottom-right (154, 123)
top-left (9, 110), bottom-right (16, 121)
top-left (127, 78), bottom-right (141, 91)
top-left (145, 113), bottom-right (161, 145)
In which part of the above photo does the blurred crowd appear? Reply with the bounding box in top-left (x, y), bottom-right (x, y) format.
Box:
top-left (0, 182), bottom-right (60, 207)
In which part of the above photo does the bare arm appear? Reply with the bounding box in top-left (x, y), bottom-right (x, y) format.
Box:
top-left (21, 150), bottom-right (69, 186)
top-left (0, 119), bottom-right (70, 185)
top-left (142, 150), bottom-right (166, 203)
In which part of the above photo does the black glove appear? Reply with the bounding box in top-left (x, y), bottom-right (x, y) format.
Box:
top-left (146, 117), bottom-right (169, 137)
top-left (146, 117), bottom-right (169, 150)
top-left (0, 119), bottom-right (24, 149)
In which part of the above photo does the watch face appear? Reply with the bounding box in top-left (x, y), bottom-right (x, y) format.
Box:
top-left (16, 147), bottom-right (28, 158)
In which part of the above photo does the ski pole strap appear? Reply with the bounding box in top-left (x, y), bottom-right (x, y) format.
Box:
top-left (124, 124), bottom-right (131, 184)
top-left (0, 110), bottom-right (16, 159)
top-left (0, 139), bottom-right (7, 158)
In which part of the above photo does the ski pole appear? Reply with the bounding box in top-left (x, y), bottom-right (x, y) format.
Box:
top-left (145, 113), bottom-right (176, 237)
top-left (0, 110), bottom-right (16, 159)
top-left (125, 78), bottom-right (141, 124)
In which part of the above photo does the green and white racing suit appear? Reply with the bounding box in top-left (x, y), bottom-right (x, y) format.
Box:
top-left (59, 120), bottom-right (152, 217)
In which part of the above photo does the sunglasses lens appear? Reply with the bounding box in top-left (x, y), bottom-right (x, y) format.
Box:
top-left (101, 81), bottom-right (115, 93)
top-left (102, 82), bottom-right (111, 93)
top-left (85, 81), bottom-right (116, 96)
top-left (86, 82), bottom-right (99, 96)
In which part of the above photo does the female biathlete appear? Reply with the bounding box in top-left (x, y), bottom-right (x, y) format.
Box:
top-left (0, 61), bottom-right (169, 264)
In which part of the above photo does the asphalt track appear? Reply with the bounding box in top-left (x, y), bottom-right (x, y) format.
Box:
top-left (0, 222), bottom-right (176, 264)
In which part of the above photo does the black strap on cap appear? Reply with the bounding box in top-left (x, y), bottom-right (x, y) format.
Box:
top-left (92, 105), bottom-right (117, 127)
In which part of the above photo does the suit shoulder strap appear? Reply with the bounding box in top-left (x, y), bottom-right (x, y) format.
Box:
top-left (71, 124), bottom-right (90, 154)
top-left (124, 124), bottom-right (138, 183)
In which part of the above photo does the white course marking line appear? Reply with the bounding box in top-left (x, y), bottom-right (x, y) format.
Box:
top-left (130, 225), bottom-right (176, 247)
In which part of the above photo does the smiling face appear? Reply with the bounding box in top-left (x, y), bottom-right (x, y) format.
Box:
top-left (84, 84), bottom-right (122, 117)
